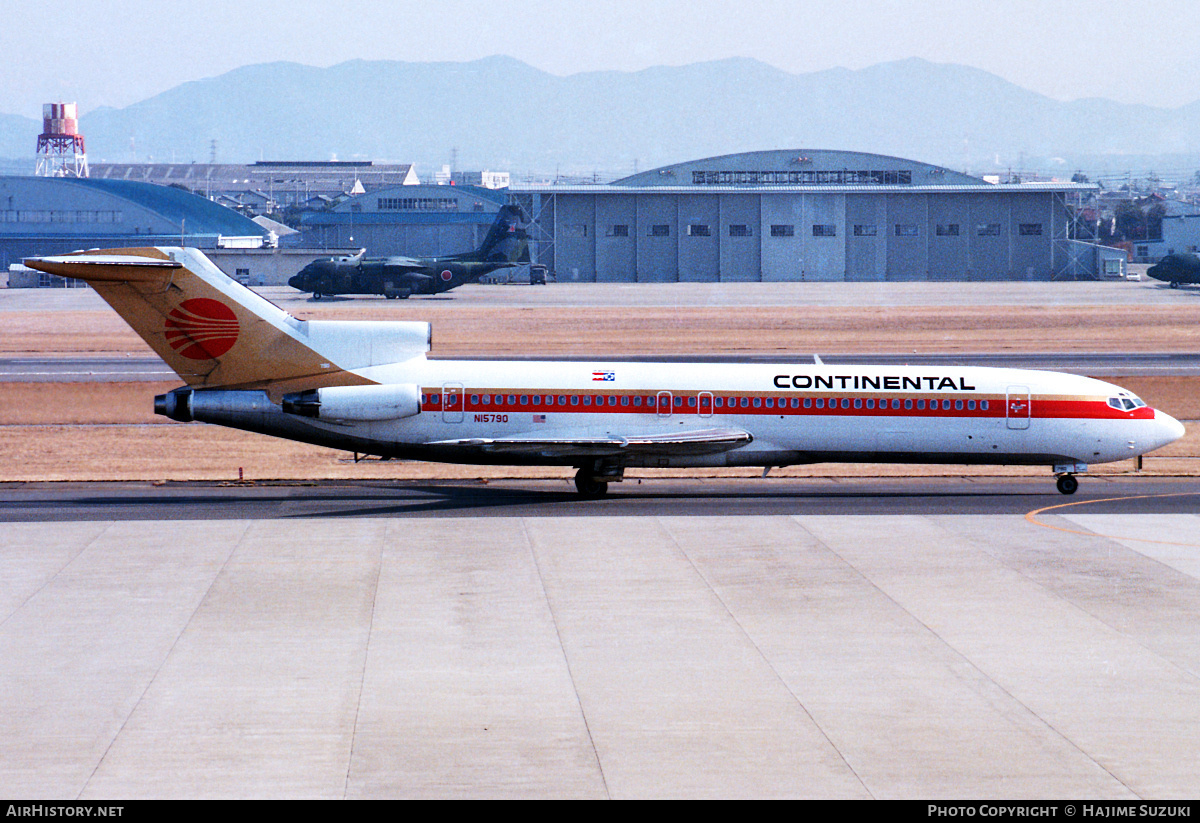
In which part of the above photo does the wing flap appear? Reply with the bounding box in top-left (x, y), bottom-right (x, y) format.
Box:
top-left (428, 427), bottom-right (752, 458)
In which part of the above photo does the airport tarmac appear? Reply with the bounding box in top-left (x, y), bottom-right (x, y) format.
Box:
top-left (2, 477), bottom-right (1200, 798)
top-left (2, 274), bottom-right (1197, 313)
top-left (3, 275), bottom-right (1199, 798)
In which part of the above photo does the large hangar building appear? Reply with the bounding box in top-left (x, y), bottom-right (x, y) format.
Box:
top-left (296, 184), bottom-right (509, 256)
top-left (0, 175), bottom-right (269, 270)
top-left (513, 150), bottom-right (1102, 282)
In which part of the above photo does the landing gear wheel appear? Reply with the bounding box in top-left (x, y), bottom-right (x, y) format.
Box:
top-left (1056, 474), bottom-right (1079, 495)
top-left (574, 470), bottom-right (609, 499)
top-left (313, 292), bottom-right (323, 300)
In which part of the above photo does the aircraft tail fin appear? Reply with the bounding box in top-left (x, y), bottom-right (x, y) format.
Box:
top-left (25, 247), bottom-right (430, 398)
top-left (474, 205), bottom-right (526, 263)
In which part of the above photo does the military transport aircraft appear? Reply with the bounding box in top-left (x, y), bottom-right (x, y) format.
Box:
top-left (1147, 253), bottom-right (1200, 289)
top-left (288, 205), bottom-right (529, 299)
top-left (25, 247), bottom-right (1186, 497)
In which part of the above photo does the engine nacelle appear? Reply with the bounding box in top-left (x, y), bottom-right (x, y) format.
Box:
top-left (155, 388), bottom-right (274, 425)
top-left (281, 383), bottom-right (421, 422)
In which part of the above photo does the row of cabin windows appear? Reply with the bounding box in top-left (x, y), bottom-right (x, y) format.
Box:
top-left (602, 223), bottom-right (1044, 239)
top-left (423, 393), bottom-right (992, 412)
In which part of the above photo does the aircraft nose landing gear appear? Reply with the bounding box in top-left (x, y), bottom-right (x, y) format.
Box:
top-left (1053, 463), bottom-right (1086, 495)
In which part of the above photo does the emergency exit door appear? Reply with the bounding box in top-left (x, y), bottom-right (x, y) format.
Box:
top-left (1006, 385), bottom-right (1030, 430)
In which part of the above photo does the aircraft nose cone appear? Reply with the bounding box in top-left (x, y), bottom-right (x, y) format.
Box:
top-left (1155, 410), bottom-right (1186, 447)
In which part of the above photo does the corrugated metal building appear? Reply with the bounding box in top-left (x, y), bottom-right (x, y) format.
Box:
top-left (513, 150), bottom-right (1099, 282)
top-left (297, 184), bottom-right (510, 255)
top-left (89, 161), bottom-right (419, 210)
top-left (0, 176), bottom-right (269, 269)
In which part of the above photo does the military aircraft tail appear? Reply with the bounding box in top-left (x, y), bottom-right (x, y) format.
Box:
top-left (467, 205), bottom-right (528, 264)
top-left (25, 247), bottom-right (430, 397)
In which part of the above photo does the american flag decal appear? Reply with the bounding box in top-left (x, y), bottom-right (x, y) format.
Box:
top-left (532, 414), bottom-right (546, 423)
top-left (592, 371), bottom-right (615, 382)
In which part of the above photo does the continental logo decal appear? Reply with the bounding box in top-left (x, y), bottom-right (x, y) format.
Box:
top-left (164, 298), bottom-right (239, 359)
top-left (774, 374), bottom-right (976, 391)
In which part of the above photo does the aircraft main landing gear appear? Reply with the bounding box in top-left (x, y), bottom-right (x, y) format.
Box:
top-left (574, 470), bottom-right (608, 499)
top-left (573, 460), bottom-right (624, 498)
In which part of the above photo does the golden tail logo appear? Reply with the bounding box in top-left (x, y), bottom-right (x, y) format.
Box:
top-left (165, 298), bottom-right (240, 359)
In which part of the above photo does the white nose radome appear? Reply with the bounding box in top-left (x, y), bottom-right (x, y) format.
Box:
top-left (1152, 410), bottom-right (1186, 451)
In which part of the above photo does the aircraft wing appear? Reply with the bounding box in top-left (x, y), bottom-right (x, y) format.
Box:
top-left (428, 427), bottom-right (752, 458)
top-left (382, 257), bottom-right (429, 272)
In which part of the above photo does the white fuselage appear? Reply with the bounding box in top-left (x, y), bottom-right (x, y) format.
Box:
top-left (261, 357), bottom-right (1183, 470)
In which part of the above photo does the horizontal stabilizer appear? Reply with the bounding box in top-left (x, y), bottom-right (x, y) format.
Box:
top-left (26, 250), bottom-right (181, 282)
top-left (429, 427), bottom-right (752, 458)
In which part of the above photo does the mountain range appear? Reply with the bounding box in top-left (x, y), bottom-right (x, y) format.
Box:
top-left (2, 56), bottom-right (1198, 181)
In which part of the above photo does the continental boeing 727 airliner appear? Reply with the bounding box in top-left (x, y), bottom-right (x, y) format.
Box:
top-left (27, 247), bottom-right (1185, 497)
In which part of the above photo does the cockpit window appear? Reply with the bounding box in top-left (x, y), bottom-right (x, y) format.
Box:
top-left (1108, 395), bottom-right (1147, 411)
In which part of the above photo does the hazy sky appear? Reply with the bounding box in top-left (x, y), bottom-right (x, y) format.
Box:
top-left (3, 0), bottom-right (1199, 116)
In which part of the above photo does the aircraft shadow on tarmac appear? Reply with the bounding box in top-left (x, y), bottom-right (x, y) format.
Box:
top-left (9, 478), bottom-right (1194, 520)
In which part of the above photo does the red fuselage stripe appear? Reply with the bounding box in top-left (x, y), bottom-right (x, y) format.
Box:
top-left (417, 389), bottom-right (1154, 422)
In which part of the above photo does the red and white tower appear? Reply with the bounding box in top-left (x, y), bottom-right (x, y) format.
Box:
top-left (35, 102), bottom-right (88, 177)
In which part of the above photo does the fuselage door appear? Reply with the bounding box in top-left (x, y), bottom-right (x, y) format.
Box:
top-left (698, 391), bottom-right (714, 418)
top-left (442, 382), bottom-right (464, 423)
top-left (1006, 385), bottom-right (1031, 430)
top-left (657, 391), bottom-right (673, 418)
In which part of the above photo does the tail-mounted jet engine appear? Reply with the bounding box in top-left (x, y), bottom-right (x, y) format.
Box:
top-left (281, 384), bottom-right (422, 422)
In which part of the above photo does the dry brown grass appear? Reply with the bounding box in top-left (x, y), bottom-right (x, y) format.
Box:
top-left (5, 304), bottom-right (1200, 358)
